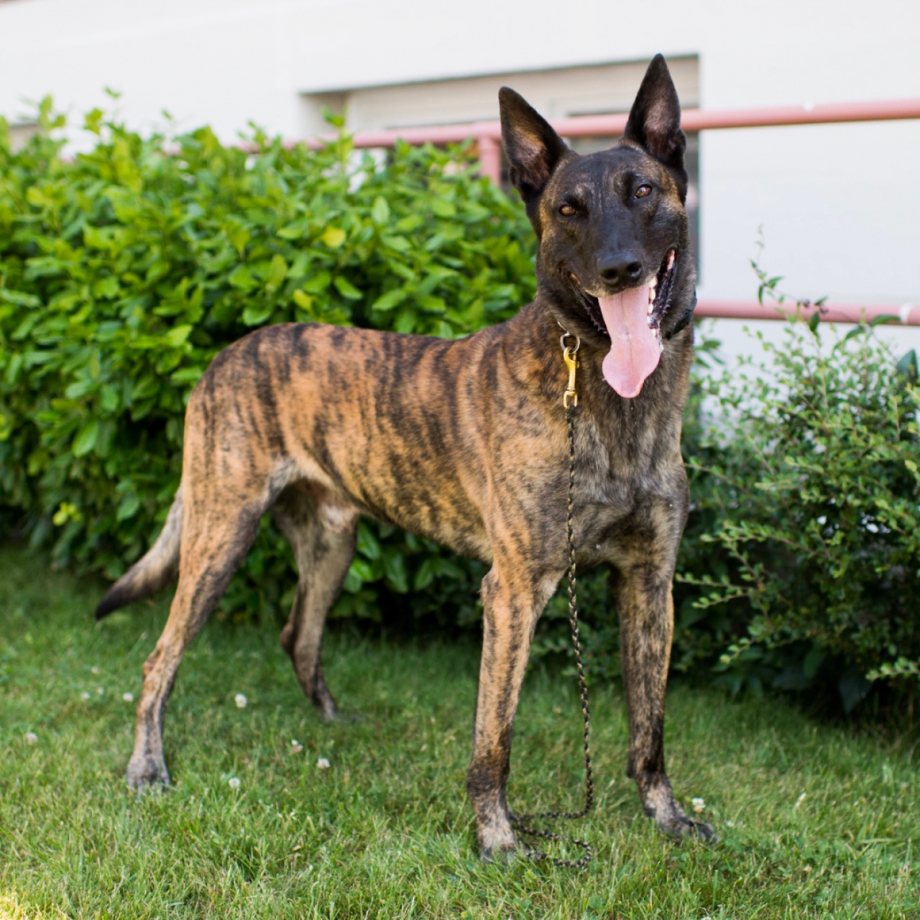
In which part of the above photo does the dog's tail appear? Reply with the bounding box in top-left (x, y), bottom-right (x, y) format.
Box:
top-left (95, 487), bottom-right (183, 620)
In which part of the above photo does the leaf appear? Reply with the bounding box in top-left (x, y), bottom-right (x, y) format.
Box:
top-left (381, 235), bottom-right (411, 253)
top-left (72, 420), bottom-right (99, 457)
top-left (382, 547), bottom-right (409, 593)
top-left (333, 276), bottom-right (363, 301)
top-left (414, 557), bottom-right (436, 591)
top-left (100, 384), bottom-right (120, 413)
top-left (83, 225), bottom-right (116, 250)
top-left (267, 254), bottom-right (288, 290)
top-left (356, 522), bottom-right (381, 560)
top-left (321, 226), bottom-right (346, 249)
top-left (92, 275), bottom-right (120, 300)
top-left (277, 220), bottom-right (310, 240)
top-left (394, 307), bottom-right (418, 334)
top-left (301, 271), bottom-right (331, 294)
top-left (349, 558), bottom-right (376, 583)
top-left (371, 196), bottom-right (390, 225)
top-left (803, 646), bottom-right (825, 679)
top-left (292, 290), bottom-right (314, 310)
top-left (430, 199), bottom-right (456, 218)
top-left (11, 314), bottom-right (38, 340)
top-left (396, 214), bottom-right (424, 232)
top-left (0, 289), bottom-right (41, 308)
top-left (116, 492), bottom-right (141, 522)
top-left (838, 669), bottom-right (872, 714)
top-left (228, 264), bottom-right (259, 291)
top-left (242, 303), bottom-right (273, 326)
top-left (370, 289), bottom-right (406, 312)
top-left (163, 325), bottom-right (192, 348)
top-left (228, 226), bottom-right (251, 256)
top-left (171, 366), bottom-right (204, 385)
top-left (896, 349), bottom-right (918, 379)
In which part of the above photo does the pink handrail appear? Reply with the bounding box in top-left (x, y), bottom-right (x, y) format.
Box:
top-left (696, 300), bottom-right (920, 326)
top-left (308, 97), bottom-right (920, 161)
top-left (302, 97), bottom-right (920, 325)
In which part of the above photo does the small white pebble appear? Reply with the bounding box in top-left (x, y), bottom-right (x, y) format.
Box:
top-left (291, 740), bottom-right (304, 754)
top-left (317, 758), bottom-right (330, 770)
top-left (81, 692), bottom-right (91, 701)
top-left (91, 666), bottom-right (100, 675)
top-left (726, 820), bottom-right (735, 827)
top-left (24, 732), bottom-right (38, 745)
top-left (804, 864), bottom-right (812, 873)
top-left (234, 693), bottom-right (248, 708)
top-left (123, 692), bottom-right (134, 702)
top-left (691, 797), bottom-right (706, 813)
top-left (794, 792), bottom-right (807, 809)
top-left (228, 777), bottom-right (241, 790)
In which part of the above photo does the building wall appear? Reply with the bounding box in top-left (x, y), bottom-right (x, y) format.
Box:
top-left (1, 0), bottom-right (918, 333)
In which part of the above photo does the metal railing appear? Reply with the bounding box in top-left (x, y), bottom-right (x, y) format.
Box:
top-left (307, 98), bottom-right (920, 326)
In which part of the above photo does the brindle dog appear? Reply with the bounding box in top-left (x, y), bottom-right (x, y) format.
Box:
top-left (96, 54), bottom-right (715, 857)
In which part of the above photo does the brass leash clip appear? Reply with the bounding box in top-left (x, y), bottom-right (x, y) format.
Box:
top-left (560, 333), bottom-right (581, 408)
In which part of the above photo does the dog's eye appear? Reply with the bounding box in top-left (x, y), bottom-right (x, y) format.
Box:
top-left (635, 185), bottom-right (653, 199)
top-left (559, 204), bottom-right (578, 217)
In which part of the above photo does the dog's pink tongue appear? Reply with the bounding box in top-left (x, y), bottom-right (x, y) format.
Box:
top-left (599, 286), bottom-right (660, 398)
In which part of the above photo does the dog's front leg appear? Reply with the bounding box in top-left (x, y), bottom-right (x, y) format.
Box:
top-left (616, 563), bottom-right (716, 841)
top-left (466, 564), bottom-right (554, 860)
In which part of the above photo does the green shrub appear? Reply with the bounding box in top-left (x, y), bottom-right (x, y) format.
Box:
top-left (681, 320), bottom-right (920, 709)
top-left (0, 103), bottom-right (532, 621)
top-left (2, 104), bottom-right (917, 711)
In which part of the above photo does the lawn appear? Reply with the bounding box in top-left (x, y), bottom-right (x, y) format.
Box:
top-left (1, 543), bottom-right (918, 919)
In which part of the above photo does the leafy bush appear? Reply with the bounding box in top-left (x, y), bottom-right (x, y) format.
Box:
top-left (681, 319), bottom-right (920, 709)
top-left (2, 104), bottom-right (917, 711)
top-left (0, 103), bottom-right (532, 621)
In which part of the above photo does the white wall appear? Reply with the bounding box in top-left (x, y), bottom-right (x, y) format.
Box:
top-left (1, 0), bottom-right (918, 334)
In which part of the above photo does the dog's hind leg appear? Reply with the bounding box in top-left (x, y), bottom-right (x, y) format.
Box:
top-left (127, 494), bottom-right (266, 790)
top-left (272, 485), bottom-right (358, 721)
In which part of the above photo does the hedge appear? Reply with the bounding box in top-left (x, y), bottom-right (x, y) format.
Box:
top-left (2, 104), bottom-right (918, 710)
top-left (0, 104), bottom-right (533, 625)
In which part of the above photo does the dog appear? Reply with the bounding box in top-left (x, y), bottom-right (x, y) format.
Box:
top-left (95, 54), bottom-right (715, 858)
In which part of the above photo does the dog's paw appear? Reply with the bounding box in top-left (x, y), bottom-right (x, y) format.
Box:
top-left (642, 786), bottom-right (719, 844)
top-left (476, 816), bottom-right (518, 864)
top-left (316, 707), bottom-right (362, 724)
top-left (480, 842), bottom-right (519, 865)
top-left (661, 813), bottom-right (719, 844)
top-left (126, 756), bottom-right (171, 792)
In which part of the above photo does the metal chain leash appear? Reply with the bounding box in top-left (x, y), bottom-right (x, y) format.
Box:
top-left (510, 334), bottom-right (594, 869)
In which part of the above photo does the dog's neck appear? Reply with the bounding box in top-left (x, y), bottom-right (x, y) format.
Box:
top-left (507, 294), bottom-right (694, 428)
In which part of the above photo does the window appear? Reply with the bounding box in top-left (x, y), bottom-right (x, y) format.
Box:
top-left (301, 56), bottom-right (701, 274)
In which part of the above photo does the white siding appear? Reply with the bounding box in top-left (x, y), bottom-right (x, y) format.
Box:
top-left (1, 0), bottom-right (918, 350)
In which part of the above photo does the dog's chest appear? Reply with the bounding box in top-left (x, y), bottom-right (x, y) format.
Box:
top-left (571, 411), bottom-right (686, 566)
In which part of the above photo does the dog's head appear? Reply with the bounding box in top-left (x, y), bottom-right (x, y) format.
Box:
top-left (499, 54), bottom-right (694, 399)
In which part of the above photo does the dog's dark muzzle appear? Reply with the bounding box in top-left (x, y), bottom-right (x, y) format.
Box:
top-left (570, 248), bottom-right (679, 340)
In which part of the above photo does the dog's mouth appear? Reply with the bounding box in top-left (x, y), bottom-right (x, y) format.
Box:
top-left (569, 248), bottom-right (678, 398)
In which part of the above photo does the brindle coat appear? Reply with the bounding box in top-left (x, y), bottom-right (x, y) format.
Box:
top-left (96, 54), bottom-right (715, 857)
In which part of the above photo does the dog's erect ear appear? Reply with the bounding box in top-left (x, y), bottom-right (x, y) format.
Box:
top-left (499, 87), bottom-right (569, 205)
top-left (623, 55), bottom-right (687, 181)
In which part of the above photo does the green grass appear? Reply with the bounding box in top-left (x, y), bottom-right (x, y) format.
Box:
top-left (1, 544), bottom-right (918, 919)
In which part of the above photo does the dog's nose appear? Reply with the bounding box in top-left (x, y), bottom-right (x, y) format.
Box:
top-left (597, 254), bottom-right (643, 288)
